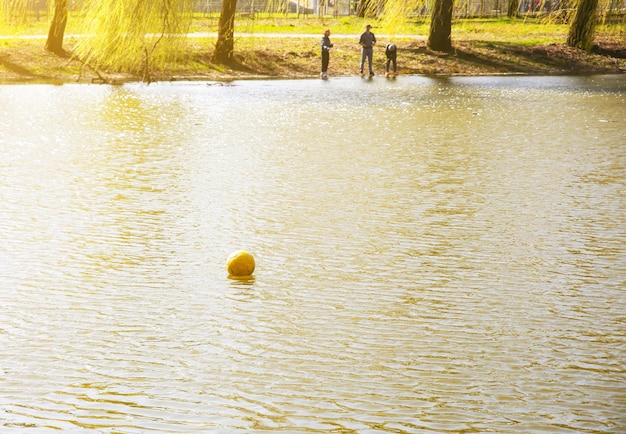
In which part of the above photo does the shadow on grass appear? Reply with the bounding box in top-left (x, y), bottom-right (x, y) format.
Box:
top-left (206, 50), bottom-right (315, 77)
top-left (453, 42), bottom-right (558, 73)
top-left (0, 49), bottom-right (72, 82)
top-left (592, 42), bottom-right (626, 59)
top-left (403, 40), bottom-right (626, 75)
top-left (468, 41), bottom-right (625, 73)
top-left (0, 56), bottom-right (43, 79)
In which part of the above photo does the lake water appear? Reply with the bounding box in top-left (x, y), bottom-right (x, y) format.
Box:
top-left (1, 75), bottom-right (625, 433)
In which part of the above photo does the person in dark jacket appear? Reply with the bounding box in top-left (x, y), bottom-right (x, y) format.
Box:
top-left (320, 29), bottom-right (333, 79)
top-left (358, 24), bottom-right (376, 76)
top-left (385, 43), bottom-right (398, 76)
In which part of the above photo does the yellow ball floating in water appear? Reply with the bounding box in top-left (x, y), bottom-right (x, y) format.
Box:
top-left (227, 250), bottom-right (255, 278)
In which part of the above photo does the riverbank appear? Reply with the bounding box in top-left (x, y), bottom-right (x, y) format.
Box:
top-left (1, 34), bottom-right (624, 84)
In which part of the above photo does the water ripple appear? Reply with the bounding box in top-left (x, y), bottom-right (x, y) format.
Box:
top-left (1, 77), bottom-right (625, 432)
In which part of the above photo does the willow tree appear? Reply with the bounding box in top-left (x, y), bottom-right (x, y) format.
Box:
top-left (74, 0), bottom-right (193, 81)
top-left (45, 0), bottom-right (68, 54)
top-left (214, 0), bottom-right (238, 62)
top-left (0, 0), bottom-right (68, 53)
top-left (0, 0), bottom-right (35, 26)
top-left (357, 0), bottom-right (376, 17)
top-left (507, 0), bottom-right (520, 17)
top-left (428, 0), bottom-right (454, 52)
top-left (371, 0), bottom-right (453, 53)
top-left (567, 0), bottom-right (599, 51)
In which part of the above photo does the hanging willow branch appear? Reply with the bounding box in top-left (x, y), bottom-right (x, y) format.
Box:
top-left (73, 0), bottom-right (193, 79)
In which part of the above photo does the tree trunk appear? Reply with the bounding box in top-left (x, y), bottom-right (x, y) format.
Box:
top-left (567, 0), bottom-right (599, 51)
top-left (45, 0), bottom-right (68, 55)
top-left (213, 0), bottom-right (238, 62)
top-left (427, 0), bottom-right (453, 52)
top-left (508, 0), bottom-right (520, 17)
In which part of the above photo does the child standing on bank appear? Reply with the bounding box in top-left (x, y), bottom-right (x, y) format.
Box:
top-left (320, 29), bottom-right (333, 79)
top-left (385, 43), bottom-right (398, 76)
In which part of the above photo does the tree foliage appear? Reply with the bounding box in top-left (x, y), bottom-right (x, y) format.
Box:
top-left (377, 0), bottom-right (427, 29)
top-left (74, 0), bottom-right (193, 80)
top-left (357, 0), bottom-right (377, 17)
top-left (0, 0), bottom-right (31, 26)
top-left (362, 0), bottom-right (453, 52)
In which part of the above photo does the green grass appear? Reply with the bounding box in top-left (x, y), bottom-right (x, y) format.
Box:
top-left (186, 14), bottom-right (427, 35)
top-left (453, 18), bottom-right (569, 43)
top-left (1, 13), bottom-right (623, 43)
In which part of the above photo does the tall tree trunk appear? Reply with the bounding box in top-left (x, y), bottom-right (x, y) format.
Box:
top-left (567, 0), bottom-right (599, 51)
top-left (214, 0), bottom-right (238, 62)
top-left (508, 0), bottom-right (520, 17)
top-left (45, 0), bottom-right (68, 55)
top-left (428, 0), bottom-right (453, 52)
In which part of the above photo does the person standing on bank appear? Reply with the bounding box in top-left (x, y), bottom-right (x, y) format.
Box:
top-left (359, 24), bottom-right (376, 76)
top-left (385, 42), bottom-right (398, 76)
top-left (320, 29), bottom-right (333, 79)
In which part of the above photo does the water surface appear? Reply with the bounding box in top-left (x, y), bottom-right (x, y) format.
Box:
top-left (1, 75), bottom-right (625, 432)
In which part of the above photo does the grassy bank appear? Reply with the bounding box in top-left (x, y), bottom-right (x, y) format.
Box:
top-left (1, 16), bottom-right (624, 83)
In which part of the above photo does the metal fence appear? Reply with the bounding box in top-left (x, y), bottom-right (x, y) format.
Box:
top-left (4, 0), bottom-right (626, 21)
top-left (190, 0), bottom-right (353, 16)
top-left (197, 0), bottom-right (625, 18)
